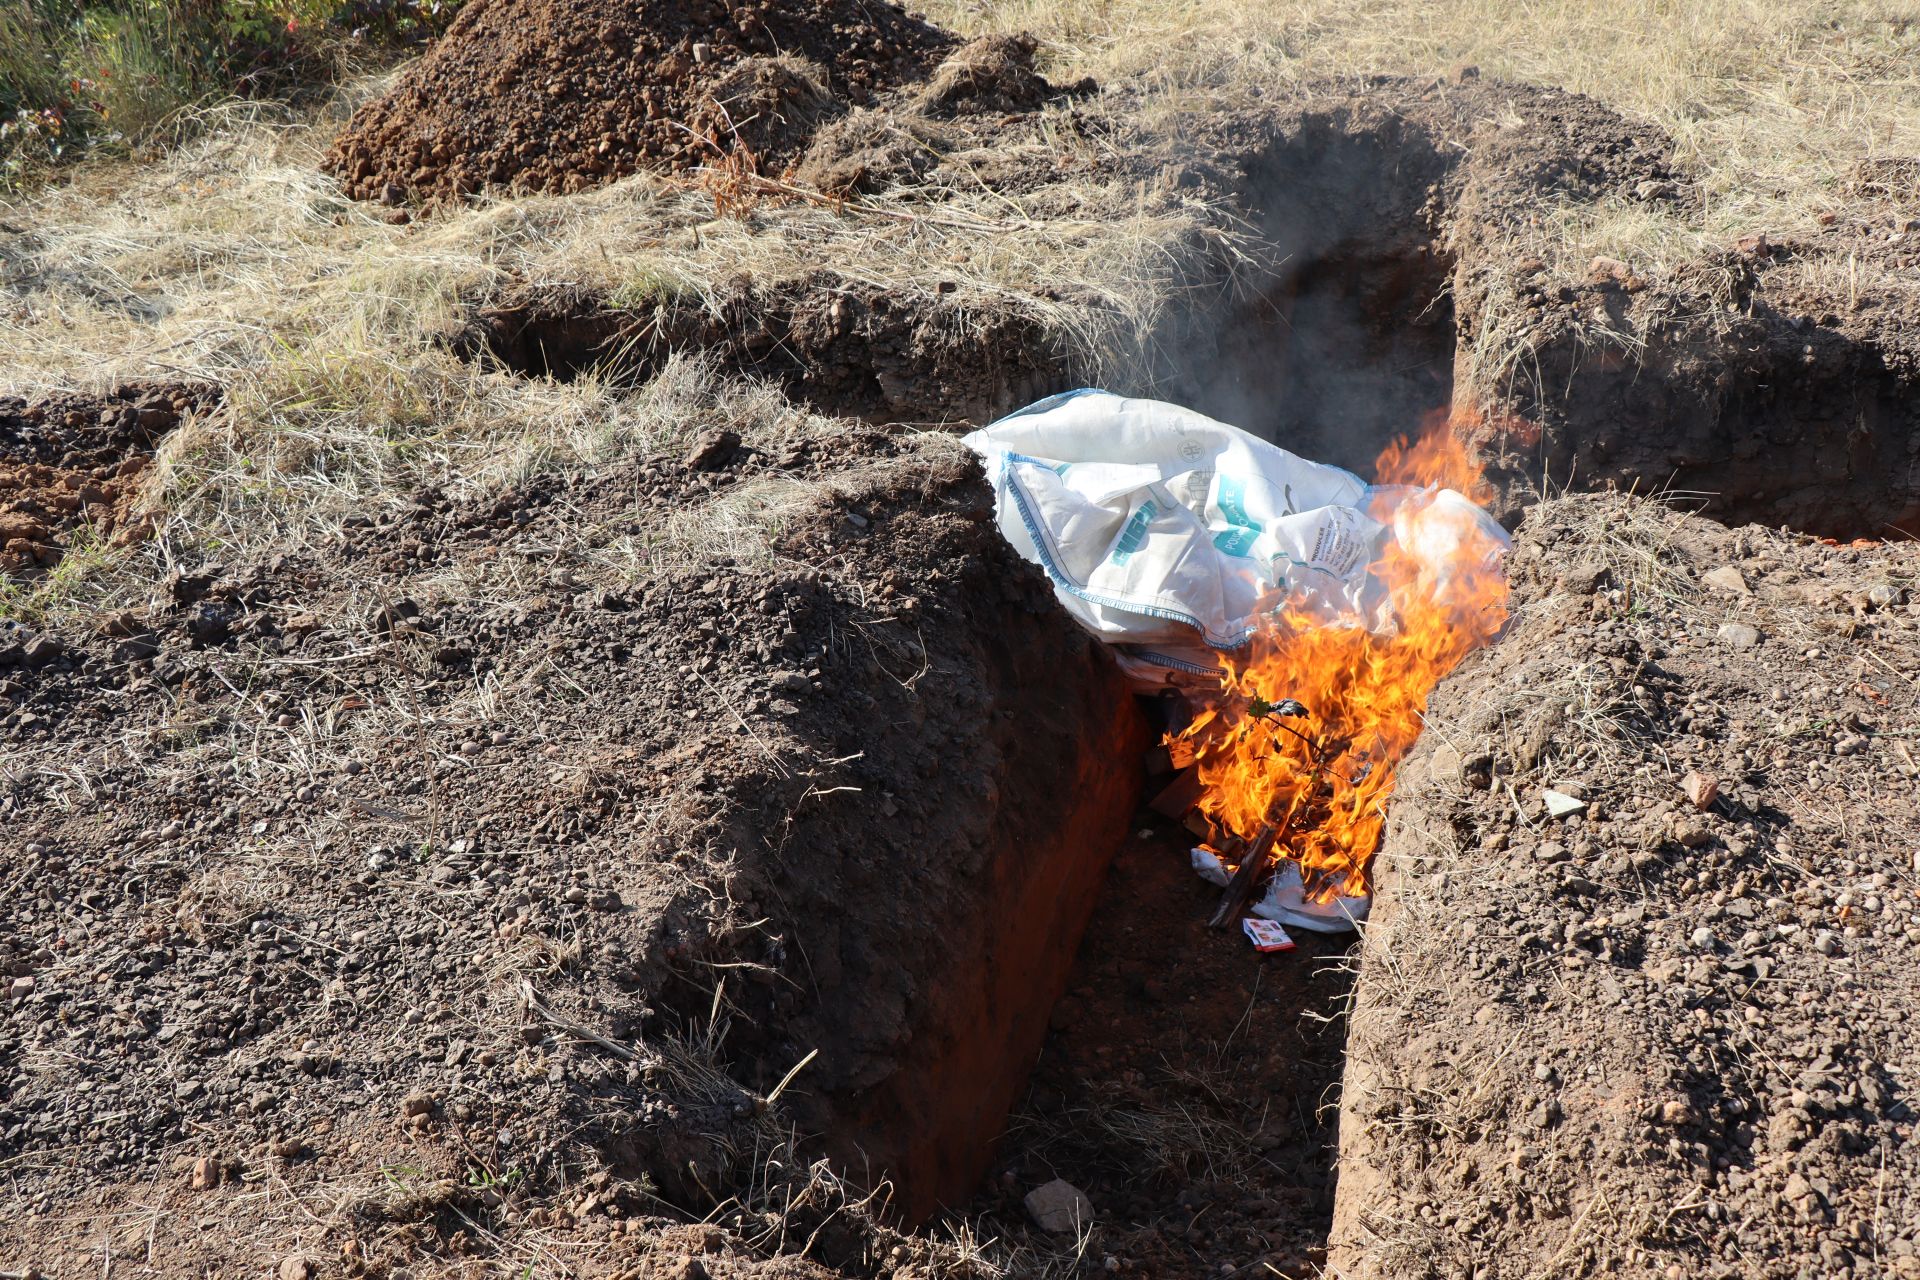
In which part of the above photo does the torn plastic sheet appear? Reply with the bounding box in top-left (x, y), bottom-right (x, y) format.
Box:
top-left (1252, 862), bottom-right (1371, 933)
top-left (967, 390), bottom-right (1503, 936)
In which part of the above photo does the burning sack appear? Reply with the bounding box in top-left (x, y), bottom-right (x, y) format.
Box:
top-left (966, 390), bottom-right (1511, 931)
top-left (962, 390), bottom-right (1506, 690)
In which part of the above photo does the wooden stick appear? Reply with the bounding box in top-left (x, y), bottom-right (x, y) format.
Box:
top-left (1208, 822), bottom-right (1280, 928)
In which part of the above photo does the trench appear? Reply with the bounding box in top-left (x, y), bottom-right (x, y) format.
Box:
top-left (770, 125), bottom-right (1920, 1264)
top-left (587, 110), bottom-right (1918, 1262)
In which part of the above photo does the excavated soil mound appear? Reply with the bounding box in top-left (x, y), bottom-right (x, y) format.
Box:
top-left (0, 382), bottom-right (219, 577)
top-left (323, 0), bottom-right (957, 201)
top-left (914, 33), bottom-right (1066, 117)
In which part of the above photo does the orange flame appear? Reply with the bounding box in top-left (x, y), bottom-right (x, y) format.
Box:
top-left (1175, 412), bottom-right (1509, 901)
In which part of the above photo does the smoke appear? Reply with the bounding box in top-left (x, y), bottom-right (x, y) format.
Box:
top-left (1141, 115), bottom-right (1460, 480)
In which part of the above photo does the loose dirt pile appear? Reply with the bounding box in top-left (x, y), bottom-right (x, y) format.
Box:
top-left (1336, 494), bottom-right (1920, 1278)
top-left (0, 383), bottom-right (218, 577)
top-left (323, 0), bottom-right (957, 201)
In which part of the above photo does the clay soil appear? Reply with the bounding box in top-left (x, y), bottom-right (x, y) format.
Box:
top-left (0, 384), bottom-right (218, 579)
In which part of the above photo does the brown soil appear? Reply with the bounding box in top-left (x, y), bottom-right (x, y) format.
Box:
top-left (0, 421), bottom-right (1140, 1275)
top-left (322, 0), bottom-right (957, 202)
top-left (970, 824), bottom-right (1354, 1279)
top-left (0, 382), bottom-right (220, 578)
top-left (1334, 493), bottom-right (1920, 1278)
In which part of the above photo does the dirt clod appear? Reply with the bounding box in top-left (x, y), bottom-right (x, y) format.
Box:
top-left (323, 0), bottom-right (957, 202)
top-left (916, 34), bottom-right (1061, 117)
top-left (0, 382), bottom-right (219, 577)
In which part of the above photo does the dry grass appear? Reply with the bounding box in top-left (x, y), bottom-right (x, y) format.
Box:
top-left (0, 83), bottom-right (1225, 622)
top-left (930, 0), bottom-right (1920, 250)
top-left (2, 0), bottom-right (1914, 618)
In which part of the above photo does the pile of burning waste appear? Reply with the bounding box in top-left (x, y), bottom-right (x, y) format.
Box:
top-left (966, 391), bottom-right (1509, 946)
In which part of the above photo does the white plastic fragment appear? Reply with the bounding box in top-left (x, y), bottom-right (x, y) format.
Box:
top-left (1542, 788), bottom-right (1588, 818)
top-left (1190, 846), bottom-right (1231, 887)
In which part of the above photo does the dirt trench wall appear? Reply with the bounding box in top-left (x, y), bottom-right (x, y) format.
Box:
top-left (614, 443), bottom-right (1151, 1222)
top-left (456, 274), bottom-right (1069, 425)
top-left (1328, 493), bottom-right (1920, 1279)
top-left (1455, 273), bottom-right (1920, 540)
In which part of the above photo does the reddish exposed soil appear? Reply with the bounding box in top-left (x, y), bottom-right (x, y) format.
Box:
top-left (0, 383), bottom-right (219, 578)
top-left (323, 0), bottom-right (957, 202)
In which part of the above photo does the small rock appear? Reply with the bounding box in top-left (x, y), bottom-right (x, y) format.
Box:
top-left (1690, 927), bottom-right (1717, 950)
top-left (1814, 931), bottom-right (1838, 956)
top-left (682, 428), bottom-right (742, 471)
top-left (1702, 565), bottom-right (1750, 594)
top-left (1674, 821), bottom-right (1712, 849)
top-left (8, 975), bottom-right (33, 1000)
top-left (190, 1155), bottom-right (220, 1190)
top-left (1834, 733), bottom-right (1868, 757)
top-left (1717, 622), bottom-right (1762, 650)
top-left (1588, 254), bottom-right (1632, 283)
top-left (22, 634), bottom-right (63, 668)
top-left (1542, 789), bottom-right (1587, 818)
top-left (279, 1256), bottom-right (313, 1280)
top-left (1680, 771), bottom-right (1719, 810)
top-left (1024, 1178), bottom-right (1094, 1234)
top-left (1660, 1099), bottom-right (1699, 1126)
top-left (400, 1092), bottom-right (436, 1120)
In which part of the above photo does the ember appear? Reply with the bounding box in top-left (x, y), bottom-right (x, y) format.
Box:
top-left (1176, 411), bottom-right (1510, 912)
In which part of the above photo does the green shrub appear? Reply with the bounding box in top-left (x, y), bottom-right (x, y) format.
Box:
top-left (0, 0), bottom-right (464, 187)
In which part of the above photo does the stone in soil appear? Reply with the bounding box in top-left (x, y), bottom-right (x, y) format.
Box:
top-left (1024, 1177), bottom-right (1094, 1233)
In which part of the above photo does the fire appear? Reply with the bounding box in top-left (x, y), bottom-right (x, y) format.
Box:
top-left (1175, 412), bottom-right (1509, 902)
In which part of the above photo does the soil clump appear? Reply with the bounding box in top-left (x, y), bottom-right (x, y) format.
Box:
top-left (323, 0), bottom-right (957, 202)
top-left (0, 382), bottom-right (219, 577)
